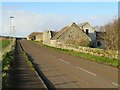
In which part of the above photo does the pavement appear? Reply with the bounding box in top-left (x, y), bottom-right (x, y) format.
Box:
top-left (7, 40), bottom-right (47, 89)
top-left (20, 40), bottom-right (119, 88)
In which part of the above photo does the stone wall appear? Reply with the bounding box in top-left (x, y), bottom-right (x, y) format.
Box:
top-left (36, 34), bottom-right (43, 42)
top-left (51, 43), bottom-right (118, 59)
top-left (43, 31), bottom-right (52, 46)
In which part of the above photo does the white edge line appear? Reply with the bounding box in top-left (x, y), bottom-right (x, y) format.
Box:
top-left (75, 66), bottom-right (96, 76)
top-left (59, 58), bottom-right (70, 64)
top-left (112, 82), bottom-right (119, 87)
top-left (35, 71), bottom-right (48, 89)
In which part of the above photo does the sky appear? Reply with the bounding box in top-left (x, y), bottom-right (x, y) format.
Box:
top-left (0, 2), bottom-right (118, 37)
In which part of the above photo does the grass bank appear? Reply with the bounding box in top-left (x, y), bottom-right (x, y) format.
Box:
top-left (45, 45), bottom-right (120, 68)
top-left (31, 40), bottom-right (119, 68)
top-left (0, 39), bottom-right (10, 50)
top-left (2, 50), bottom-right (14, 87)
top-left (20, 51), bottom-right (34, 70)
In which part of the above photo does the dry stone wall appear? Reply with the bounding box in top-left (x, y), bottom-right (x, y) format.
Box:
top-left (52, 43), bottom-right (118, 59)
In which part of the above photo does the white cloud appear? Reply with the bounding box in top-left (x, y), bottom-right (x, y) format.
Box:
top-left (1, 10), bottom-right (116, 37)
top-left (1, 11), bottom-right (71, 37)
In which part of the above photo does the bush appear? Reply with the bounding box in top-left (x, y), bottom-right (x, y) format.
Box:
top-left (2, 51), bottom-right (14, 87)
top-left (0, 39), bottom-right (10, 50)
top-left (100, 18), bottom-right (118, 50)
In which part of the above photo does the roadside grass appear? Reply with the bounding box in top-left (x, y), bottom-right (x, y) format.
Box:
top-left (2, 43), bottom-right (34, 88)
top-left (31, 41), bottom-right (120, 68)
top-left (0, 39), bottom-right (10, 50)
top-left (2, 50), bottom-right (14, 87)
top-left (44, 45), bottom-right (120, 67)
top-left (31, 40), bottom-right (43, 46)
top-left (44, 45), bottom-right (120, 68)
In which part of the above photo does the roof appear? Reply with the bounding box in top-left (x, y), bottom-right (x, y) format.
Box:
top-left (78, 22), bottom-right (96, 32)
top-left (28, 32), bottom-right (43, 39)
top-left (28, 32), bottom-right (43, 37)
top-left (52, 22), bottom-right (79, 39)
top-left (78, 22), bottom-right (89, 27)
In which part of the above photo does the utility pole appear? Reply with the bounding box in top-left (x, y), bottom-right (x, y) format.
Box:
top-left (10, 16), bottom-right (14, 49)
top-left (12, 25), bottom-right (15, 46)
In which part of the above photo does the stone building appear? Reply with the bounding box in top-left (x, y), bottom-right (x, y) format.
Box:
top-left (28, 22), bottom-right (98, 48)
top-left (96, 31), bottom-right (106, 48)
top-left (43, 22), bottom-right (92, 47)
top-left (35, 33), bottom-right (43, 42)
top-left (78, 22), bottom-right (97, 47)
top-left (27, 32), bottom-right (43, 42)
top-left (43, 30), bottom-right (57, 46)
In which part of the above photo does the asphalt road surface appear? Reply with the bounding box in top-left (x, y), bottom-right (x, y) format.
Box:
top-left (20, 40), bottom-right (119, 88)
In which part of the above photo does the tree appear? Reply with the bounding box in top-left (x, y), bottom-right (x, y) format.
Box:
top-left (103, 18), bottom-right (118, 50)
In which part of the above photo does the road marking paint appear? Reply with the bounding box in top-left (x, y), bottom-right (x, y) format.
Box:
top-left (34, 71), bottom-right (47, 88)
top-left (112, 82), bottom-right (119, 87)
top-left (59, 58), bottom-right (70, 64)
top-left (75, 66), bottom-right (96, 76)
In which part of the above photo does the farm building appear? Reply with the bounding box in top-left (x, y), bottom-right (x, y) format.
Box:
top-left (43, 22), bottom-right (92, 47)
top-left (28, 22), bottom-right (99, 48)
top-left (95, 31), bottom-right (106, 48)
top-left (78, 22), bottom-right (97, 47)
top-left (27, 32), bottom-right (43, 42)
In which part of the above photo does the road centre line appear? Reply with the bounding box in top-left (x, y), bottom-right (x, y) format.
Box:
top-left (112, 82), bottom-right (119, 87)
top-left (50, 55), bottom-right (70, 64)
top-left (50, 55), bottom-right (117, 87)
top-left (59, 58), bottom-right (70, 64)
top-left (51, 55), bottom-right (96, 76)
top-left (75, 66), bottom-right (96, 76)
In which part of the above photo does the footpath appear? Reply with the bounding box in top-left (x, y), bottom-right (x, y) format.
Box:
top-left (7, 40), bottom-right (47, 89)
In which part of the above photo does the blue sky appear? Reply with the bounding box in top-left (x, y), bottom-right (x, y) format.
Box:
top-left (2, 2), bottom-right (118, 15)
top-left (1, 2), bottom-right (118, 37)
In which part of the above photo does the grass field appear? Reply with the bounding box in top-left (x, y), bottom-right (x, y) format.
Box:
top-left (0, 39), bottom-right (10, 50)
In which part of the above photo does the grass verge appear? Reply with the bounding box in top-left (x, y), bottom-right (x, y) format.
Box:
top-left (31, 40), bottom-right (120, 68)
top-left (2, 50), bottom-right (14, 87)
top-left (0, 39), bottom-right (10, 50)
top-left (44, 45), bottom-right (120, 68)
top-left (19, 51), bottom-right (34, 70)
top-left (45, 45), bottom-right (120, 67)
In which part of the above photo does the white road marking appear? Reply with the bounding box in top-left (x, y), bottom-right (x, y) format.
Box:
top-left (75, 66), bottom-right (96, 76)
top-left (52, 56), bottom-right (96, 77)
top-left (112, 82), bottom-right (119, 87)
top-left (35, 71), bottom-right (47, 88)
top-left (59, 58), bottom-right (70, 64)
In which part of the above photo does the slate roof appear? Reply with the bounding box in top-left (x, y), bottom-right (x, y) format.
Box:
top-left (78, 22), bottom-right (89, 27)
top-left (78, 22), bottom-right (95, 31)
top-left (52, 22), bottom-right (81, 40)
top-left (28, 32), bottom-right (43, 39)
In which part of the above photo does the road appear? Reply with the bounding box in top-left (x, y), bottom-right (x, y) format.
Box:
top-left (20, 40), bottom-right (118, 88)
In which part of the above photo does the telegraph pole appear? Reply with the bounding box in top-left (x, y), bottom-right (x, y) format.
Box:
top-left (10, 16), bottom-right (14, 49)
top-left (12, 25), bottom-right (15, 46)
